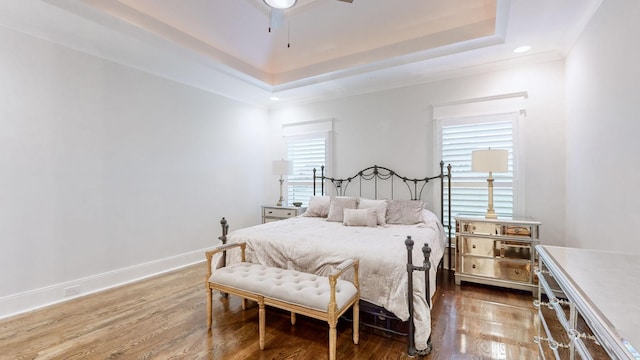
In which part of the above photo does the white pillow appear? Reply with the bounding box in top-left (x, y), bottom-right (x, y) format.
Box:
top-left (343, 208), bottom-right (378, 227)
top-left (327, 196), bottom-right (358, 222)
top-left (303, 196), bottom-right (330, 217)
top-left (386, 200), bottom-right (424, 225)
top-left (357, 198), bottom-right (388, 225)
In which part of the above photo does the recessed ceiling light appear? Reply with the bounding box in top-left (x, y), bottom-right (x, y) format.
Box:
top-left (513, 46), bottom-right (531, 53)
top-left (264, 0), bottom-right (297, 9)
top-left (270, 96), bottom-right (280, 101)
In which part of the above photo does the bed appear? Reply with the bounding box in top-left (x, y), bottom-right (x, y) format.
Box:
top-left (216, 163), bottom-right (451, 355)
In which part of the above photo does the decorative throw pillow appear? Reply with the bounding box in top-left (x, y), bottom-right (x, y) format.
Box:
top-left (386, 200), bottom-right (424, 225)
top-left (357, 198), bottom-right (388, 225)
top-left (327, 196), bottom-right (358, 222)
top-left (303, 196), bottom-right (330, 217)
top-left (343, 208), bottom-right (378, 227)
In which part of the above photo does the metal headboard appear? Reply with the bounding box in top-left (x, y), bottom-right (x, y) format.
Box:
top-left (313, 161), bottom-right (453, 270)
top-left (314, 164), bottom-right (440, 200)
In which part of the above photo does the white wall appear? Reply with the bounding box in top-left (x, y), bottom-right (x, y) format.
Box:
top-left (0, 26), bottom-right (269, 317)
top-left (12, 0), bottom-right (634, 317)
top-left (269, 60), bottom-right (567, 245)
top-left (565, 0), bottom-right (640, 252)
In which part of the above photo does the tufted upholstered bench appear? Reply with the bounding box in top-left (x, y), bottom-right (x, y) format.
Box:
top-left (205, 242), bottom-right (359, 360)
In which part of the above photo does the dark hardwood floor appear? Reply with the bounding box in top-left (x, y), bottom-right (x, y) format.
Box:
top-left (0, 263), bottom-right (540, 359)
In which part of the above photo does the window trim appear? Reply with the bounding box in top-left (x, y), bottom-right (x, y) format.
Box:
top-left (433, 93), bottom-right (527, 217)
top-left (282, 119), bottom-right (333, 206)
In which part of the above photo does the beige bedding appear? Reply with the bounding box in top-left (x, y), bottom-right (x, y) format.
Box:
top-left (219, 210), bottom-right (446, 351)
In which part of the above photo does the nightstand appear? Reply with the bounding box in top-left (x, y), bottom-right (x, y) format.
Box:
top-left (261, 205), bottom-right (305, 223)
top-left (454, 216), bottom-right (541, 295)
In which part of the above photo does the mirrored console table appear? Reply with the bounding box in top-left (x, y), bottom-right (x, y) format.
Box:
top-left (535, 245), bottom-right (640, 359)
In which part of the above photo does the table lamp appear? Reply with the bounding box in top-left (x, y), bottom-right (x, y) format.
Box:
top-left (272, 159), bottom-right (293, 206)
top-left (472, 149), bottom-right (508, 219)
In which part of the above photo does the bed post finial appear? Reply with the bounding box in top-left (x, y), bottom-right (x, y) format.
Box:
top-left (219, 217), bottom-right (228, 244)
top-left (218, 217), bottom-right (230, 270)
top-left (422, 243), bottom-right (431, 265)
top-left (405, 236), bottom-right (414, 248)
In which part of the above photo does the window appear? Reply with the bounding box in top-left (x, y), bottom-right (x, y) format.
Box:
top-left (282, 119), bottom-right (333, 206)
top-left (286, 135), bottom-right (327, 206)
top-left (439, 114), bottom-right (516, 218)
top-left (434, 94), bottom-right (525, 219)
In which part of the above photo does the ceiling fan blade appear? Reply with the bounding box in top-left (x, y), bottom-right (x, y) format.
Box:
top-left (337, 0), bottom-right (353, 3)
top-left (269, 8), bottom-right (284, 30)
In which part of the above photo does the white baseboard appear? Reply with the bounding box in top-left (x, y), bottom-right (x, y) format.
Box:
top-left (0, 248), bottom-right (210, 320)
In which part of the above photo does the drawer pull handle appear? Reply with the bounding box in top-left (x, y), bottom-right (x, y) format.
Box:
top-left (505, 226), bottom-right (531, 236)
top-left (472, 264), bottom-right (477, 269)
top-left (268, 211), bottom-right (273, 214)
top-left (472, 244), bottom-right (476, 249)
top-left (287, 212), bottom-right (292, 215)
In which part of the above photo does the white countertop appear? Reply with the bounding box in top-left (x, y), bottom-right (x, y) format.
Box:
top-left (538, 245), bottom-right (640, 358)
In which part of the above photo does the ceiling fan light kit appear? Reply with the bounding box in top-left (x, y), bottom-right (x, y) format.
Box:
top-left (264, 0), bottom-right (352, 10)
top-left (263, 0), bottom-right (297, 10)
top-left (265, 0), bottom-right (354, 44)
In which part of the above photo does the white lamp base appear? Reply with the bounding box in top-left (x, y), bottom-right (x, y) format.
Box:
top-left (277, 177), bottom-right (284, 207)
top-left (485, 175), bottom-right (497, 219)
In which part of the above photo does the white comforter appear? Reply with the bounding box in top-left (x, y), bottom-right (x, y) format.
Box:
top-left (221, 211), bottom-right (446, 351)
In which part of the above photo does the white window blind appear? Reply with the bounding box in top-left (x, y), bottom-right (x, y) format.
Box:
top-left (286, 135), bottom-right (327, 206)
top-left (441, 114), bottom-right (516, 218)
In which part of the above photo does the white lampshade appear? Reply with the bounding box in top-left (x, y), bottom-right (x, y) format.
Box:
top-left (472, 149), bottom-right (508, 173)
top-left (272, 159), bottom-right (293, 176)
top-left (264, 0), bottom-right (297, 9)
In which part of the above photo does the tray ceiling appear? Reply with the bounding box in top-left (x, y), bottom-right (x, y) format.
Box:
top-left (0, 0), bottom-right (603, 104)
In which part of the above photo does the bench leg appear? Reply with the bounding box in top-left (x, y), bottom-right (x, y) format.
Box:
top-left (258, 298), bottom-right (265, 350)
top-left (290, 312), bottom-right (296, 325)
top-left (207, 286), bottom-right (213, 330)
top-left (329, 323), bottom-right (337, 360)
top-left (353, 301), bottom-right (359, 345)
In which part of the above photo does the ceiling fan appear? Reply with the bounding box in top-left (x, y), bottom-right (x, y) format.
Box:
top-left (264, 0), bottom-right (353, 31)
top-left (264, 0), bottom-right (352, 9)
